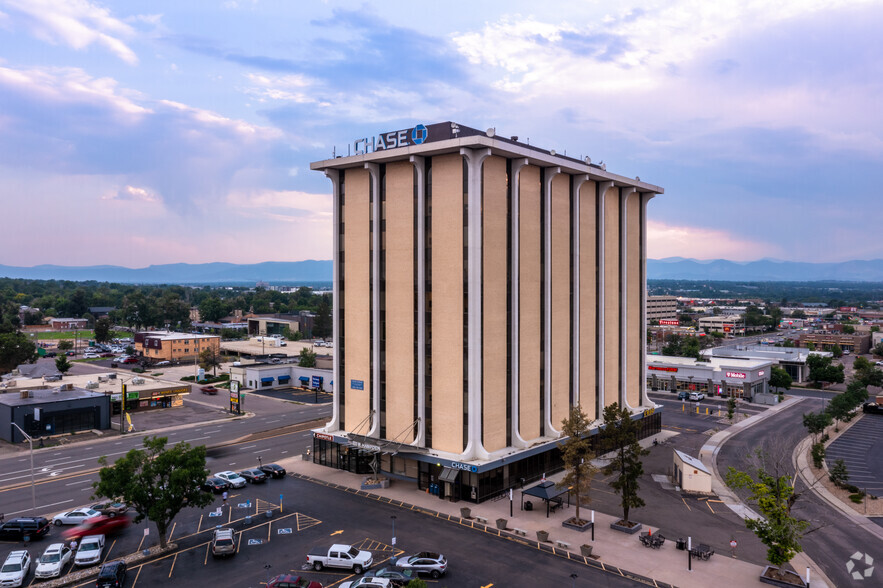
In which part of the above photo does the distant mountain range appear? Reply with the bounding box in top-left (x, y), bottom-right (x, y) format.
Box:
top-left (0, 261), bottom-right (332, 285)
top-left (2, 258), bottom-right (883, 284)
top-left (647, 258), bottom-right (883, 282)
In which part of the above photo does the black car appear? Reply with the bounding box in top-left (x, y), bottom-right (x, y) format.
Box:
top-left (863, 402), bottom-right (883, 415)
top-left (202, 477), bottom-right (230, 493)
top-left (258, 463), bottom-right (287, 479)
top-left (96, 560), bottom-right (127, 587)
top-left (239, 469), bottom-right (268, 484)
top-left (0, 517), bottom-right (51, 541)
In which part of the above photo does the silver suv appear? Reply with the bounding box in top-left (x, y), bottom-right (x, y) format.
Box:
top-left (210, 528), bottom-right (236, 558)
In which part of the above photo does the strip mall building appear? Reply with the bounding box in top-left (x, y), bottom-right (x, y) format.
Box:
top-left (310, 122), bottom-right (663, 502)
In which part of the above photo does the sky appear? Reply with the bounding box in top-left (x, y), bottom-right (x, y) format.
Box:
top-left (1, 0), bottom-right (882, 268)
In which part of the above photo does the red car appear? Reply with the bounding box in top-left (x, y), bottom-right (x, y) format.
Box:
top-left (200, 386), bottom-right (219, 395)
top-left (267, 575), bottom-right (323, 588)
top-left (62, 515), bottom-right (130, 541)
top-left (122, 357), bottom-right (139, 364)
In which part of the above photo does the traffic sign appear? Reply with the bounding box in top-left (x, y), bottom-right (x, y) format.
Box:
top-left (278, 528), bottom-right (292, 535)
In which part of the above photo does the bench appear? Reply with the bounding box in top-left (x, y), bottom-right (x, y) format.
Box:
top-left (475, 516), bottom-right (488, 524)
top-left (512, 528), bottom-right (527, 536)
top-left (556, 540), bottom-right (571, 549)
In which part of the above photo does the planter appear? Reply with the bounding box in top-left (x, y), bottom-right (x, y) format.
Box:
top-left (609, 520), bottom-right (643, 534)
top-left (361, 477), bottom-right (390, 490)
top-left (759, 566), bottom-right (808, 587)
top-left (495, 518), bottom-right (508, 530)
top-left (460, 507), bottom-right (472, 519)
top-left (536, 530), bottom-right (550, 542)
top-left (580, 544), bottom-right (593, 557)
top-left (562, 517), bottom-right (593, 533)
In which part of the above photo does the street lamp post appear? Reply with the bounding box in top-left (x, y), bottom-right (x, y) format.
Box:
top-left (390, 515), bottom-right (397, 547)
top-left (11, 423), bottom-right (36, 515)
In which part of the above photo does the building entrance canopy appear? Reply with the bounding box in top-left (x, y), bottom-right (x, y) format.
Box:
top-left (521, 480), bottom-right (570, 518)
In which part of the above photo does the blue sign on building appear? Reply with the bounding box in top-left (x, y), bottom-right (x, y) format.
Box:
top-left (351, 379), bottom-right (364, 390)
top-left (311, 375), bottom-right (323, 388)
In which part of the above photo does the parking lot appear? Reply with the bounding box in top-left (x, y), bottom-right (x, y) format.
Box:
top-left (1, 472), bottom-right (640, 587)
top-left (825, 413), bottom-right (883, 496)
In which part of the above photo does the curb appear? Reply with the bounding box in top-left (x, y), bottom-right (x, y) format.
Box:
top-left (290, 472), bottom-right (678, 588)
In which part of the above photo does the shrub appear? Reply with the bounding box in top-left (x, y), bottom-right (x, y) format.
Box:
top-left (829, 459), bottom-right (849, 487)
top-left (820, 433), bottom-right (830, 444)
top-left (849, 493), bottom-right (865, 504)
top-left (131, 367), bottom-right (144, 373)
top-left (811, 443), bottom-right (825, 469)
top-left (845, 483), bottom-right (861, 494)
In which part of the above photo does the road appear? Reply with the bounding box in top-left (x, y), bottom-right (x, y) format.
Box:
top-left (717, 398), bottom-right (883, 586)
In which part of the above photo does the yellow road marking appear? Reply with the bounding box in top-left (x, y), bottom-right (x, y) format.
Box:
top-left (197, 514), bottom-right (203, 533)
top-left (168, 522), bottom-right (176, 541)
top-left (268, 521), bottom-right (272, 542)
top-left (330, 530), bottom-right (344, 536)
top-left (682, 498), bottom-right (692, 511)
top-left (102, 539), bottom-right (116, 564)
top-left (482, 584), bottom-right (494, 588)
top-left (204, 543), bottom-right (209, 565)
top-left (168, 552), bottom-right (177, 578)
top-left (136, 532), bottom-right (146, 553)
top-left (706, 501), bottom-right (716, 514)
top-left (131, 564), bottom-right (142, 587)
top-left (236, 528), bottom-right (243, 553)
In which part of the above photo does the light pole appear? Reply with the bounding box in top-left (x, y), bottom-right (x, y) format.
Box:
top-left (390, 515), bottom-right (397, 548)
top-left (11, 423), bottom-right (36, 515)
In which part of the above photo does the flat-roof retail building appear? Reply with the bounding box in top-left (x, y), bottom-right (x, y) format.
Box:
top-left (0, 385), bottom-right (110, 443)
top-left (310, 122), bottom-right (663, 502)
top-left (646, 355), bottom-right (773, 402)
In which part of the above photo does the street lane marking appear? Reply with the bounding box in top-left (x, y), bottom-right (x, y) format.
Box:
top-left (65, 479), bottom-right (92, 486)
top-left (183, 436), bottom-right (210, 443)
top-left (4, 499), bottom-right (73, 517)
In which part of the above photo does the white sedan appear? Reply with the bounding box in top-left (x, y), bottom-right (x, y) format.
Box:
top-left (213, 471), bottom-right (247, 488)
top-left (35, 543), bottom-right (72, 579)
top-left (52, 508), bottom-right (101, 526)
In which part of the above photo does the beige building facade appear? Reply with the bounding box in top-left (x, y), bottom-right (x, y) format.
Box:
top-left (310, 122), bottom-right (663, 502)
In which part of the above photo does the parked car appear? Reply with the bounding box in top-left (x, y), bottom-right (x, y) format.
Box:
top-left (95, 560), bottom-right (127, 588)
top-left (267, 575), bottom-right (324, 588)
top-left (200, 385), bottom-right (219, 395)
top-left (239, 469), bottom-right (268, 484)
top-left (863, 402), bottom-right (883, 415)
top-left (44, 351), bottom-right (57, 358)
top-left (210, 528), bottom-right (236, 558)
top-left (122, 357), bottom-right (139, 364)
top-left (0, 550), bottom-right (30, 588)
top-left (74, 535), bottom-right (105, 567)
top-left (0, 517), bottom-right (51, 541)
top-left (90, 501), bottom-right (129, 517)
top-left (364, 566), bottom-right (415, 583)
top-left (154, 361), bottom-right (171, 367)
top-left (259, 463), bottom-right (287, 479)
top-left (202, 477), bottom-right (230, 494)
top-left (393, 552), bottom-right (447, 578)
top-left (83, 353), bottom-right (100, 359)
top-left (62, 515), bottom-right (130, 542)
top-left (677, 391), bottom-right (689, 400)
top-left (52, 508), bottom-right (101, 526)
top-left (34, 543), bottom-right (72, 579)
top-left (688, 392), bottom-right (705, 401)
top-left (339, 578), bottom-right (392, 588)
top-left (213, 471), bottom-right (247, 488)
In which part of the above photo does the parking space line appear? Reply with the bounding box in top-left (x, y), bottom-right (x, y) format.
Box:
top-left (706, 501), bottom-right (715, 514)
top-left (268, 521), bottom-right (272, 542)
top-left (131, 564), bottom-right (142, 587)
top-left (204, 543), bottom-right (209, 566)
top-left (681, 498), bottom-right (692, 511)
top-left (236, 529), bottom-right (243, 553)
top-left (197, 514), bottom-right (203, 533)
top-left (168, 552), bottom-right (178, 578)
top-left (102, 539), bottom-right (116, 564)
top-left (137, 532), bottom-right (146, 553)
top-left (168, 522), bottom-right (176, 541)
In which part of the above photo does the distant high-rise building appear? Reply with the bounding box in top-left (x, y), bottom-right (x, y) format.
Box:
top-left (310, 122), bottom-right (664, 502)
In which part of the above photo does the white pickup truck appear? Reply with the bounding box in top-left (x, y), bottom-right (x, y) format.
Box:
top-left (74, 534), bottom-right (105, 567)
top-left (307, 544), bottom-right (373, 574)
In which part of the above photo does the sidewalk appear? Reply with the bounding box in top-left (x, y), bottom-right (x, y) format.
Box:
top-left (277, 455), bottom-right (774, 588)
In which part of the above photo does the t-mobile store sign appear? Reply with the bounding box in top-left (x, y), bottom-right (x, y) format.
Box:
top-left (726, 371), bottom-right (746, 379)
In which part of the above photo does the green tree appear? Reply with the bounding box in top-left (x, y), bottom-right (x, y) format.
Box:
top-left (54, 354), bottom-right (72, 376)
top-left (726, 449), bottom-right (809, 568)
top-left (829, 459), bottom-right (849, 487)
top-left (807, 354), bottom-right (844, 387)
top-left (769, 367), bottom-right (792, 395)
top-left (92, 436), bottom-right (213, 550)
top-left (842, 325), bottom-right (855, 335)
top-left (198, 297), bottom-right (227, 323)
top-left (853, 356), bottom-right (872, 371)
top-left (826, 394), bottom-right (852, 430)
top-left (831, 343), bottom-right (843, 358)
top-left (557, 405), bottom-right (597, 525)
top-left (801, 411), bottom-right (831, 444)
top-left (313, 296), bottom-right (332, 339)
top-left (299, 346), bottom-right (317, 368)
top-left (872, 342), bottom-right (883, 358)
top-left (726, 397), bottom-right (737, 422)
top-left (790, 309), bottom-right (806, 319)
top-left (404, 579), bottom-right (427, 588)
top-left (199, 346), bottom-right (222, 376)
top-left (93, 317), bottom-right (112, 343)
top-left (600, 402), bottom-right (648, 526)
top-left (0, 331), bottom-right (38, 374)
top-left (57, 339), bottom-right (73, 351)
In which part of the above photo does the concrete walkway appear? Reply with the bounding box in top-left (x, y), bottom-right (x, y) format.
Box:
top-left (276, 455), bottom-right (778, 588)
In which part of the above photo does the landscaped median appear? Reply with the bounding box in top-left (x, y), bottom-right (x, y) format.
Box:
top-left (41, 543), bottom-right (178, 588)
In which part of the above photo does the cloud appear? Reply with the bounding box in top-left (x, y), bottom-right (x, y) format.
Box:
top-left (0, 0), bottom-right (140, 64)
top-left (0, 64), bottom-right (286, 216)
top-left (647, 220), bottom-right (783, 261)
top-left (105, 184), bottom-right (160, 203)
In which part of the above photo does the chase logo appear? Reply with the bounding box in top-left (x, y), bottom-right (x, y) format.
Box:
top-left (412, 124), bottom-right (428, 145)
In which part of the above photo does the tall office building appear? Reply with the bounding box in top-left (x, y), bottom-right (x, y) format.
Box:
top-left (310, 122), bottom-right (663, 502)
